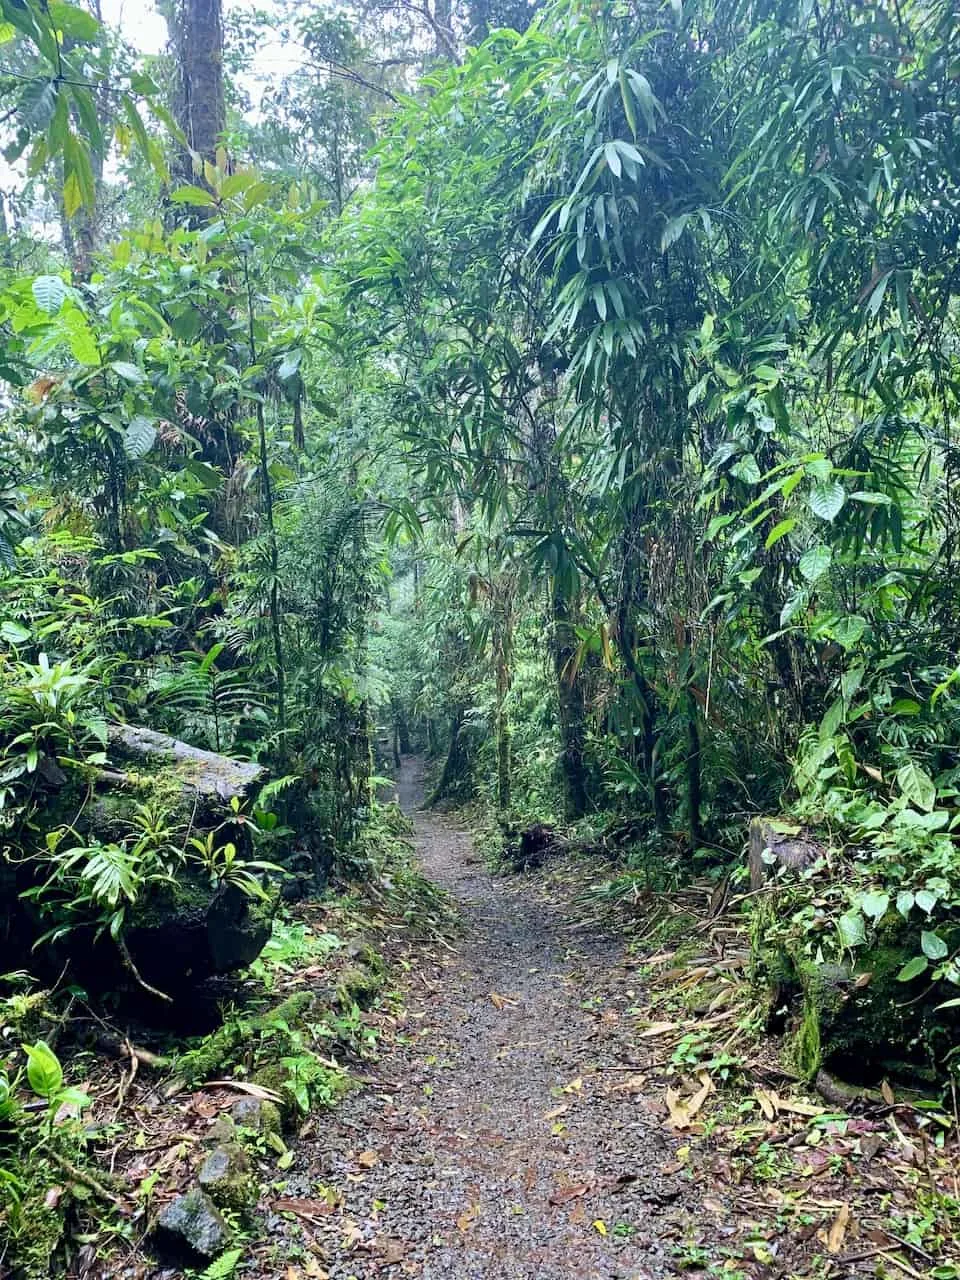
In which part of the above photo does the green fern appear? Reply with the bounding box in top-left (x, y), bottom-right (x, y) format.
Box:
top-left (200, 1249), bottom-right (243, 1280)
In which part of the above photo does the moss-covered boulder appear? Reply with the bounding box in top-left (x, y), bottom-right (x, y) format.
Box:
top-left (8, 725), bottom-right (278, 999)
top-left (197, 1143), bottom-right (257, 1213)
top-left (761, 918), bottom-right (960, 1085)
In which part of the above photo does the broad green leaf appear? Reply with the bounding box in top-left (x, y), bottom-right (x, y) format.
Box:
top-left (896, 761), bottom-right (936, 813)
top-left (896, 956), bottom-right (928, 982)
top-left (859, 891), bottom-right (889, 923)
top-left (48, 2), bottom-right (100, 41)
top-left (921, 930), bottom-right (948, 961)
top-left (837, 909), bottom-right (866, 948)
top-left (765, 518), bottom-right (795, 549)
top-left (915, 888), bottom-right (939, 914)
top-left (111, 360), bottom-right (144, 384)
top-left (799, 544), bottom-right (831, 582)
top-left (23, 1040), bottom-right (63, 1098)
top-left (170, 184), bottom-right (216, 207)
top-left (831, 615), bottom-right (865, 649)
top-left (896, 890), bottom-right (914, 917)
top-left (809, 480), bottom-right (845, 522)
top-left (729, 454), bottom-right (761, 485)
top-left (122, 416), bottom-right (156, 460)
top-left (32, 275), bottom-right (66, 315)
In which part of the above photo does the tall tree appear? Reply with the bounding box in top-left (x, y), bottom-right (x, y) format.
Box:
top-left (165, 0), bottom-right (226, 181)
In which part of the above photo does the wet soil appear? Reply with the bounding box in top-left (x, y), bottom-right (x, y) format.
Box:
top-left (294, 760), bottom-right (696, 1279)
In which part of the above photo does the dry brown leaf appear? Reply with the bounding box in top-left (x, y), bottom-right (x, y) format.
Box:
top-left (636, 1021), bottom-right (679, 1038)
top-left (609, 1074), bottom-right (646, 1094)
top-left (274, 1197), bottom-right (337, 1221)
top-left (665, 1073), bottom-right (714, 1129)
top-left (826, 1202), bottom-right (850, 1253)
top-left (303, 1261), bottom-right (328, 1280)
top-left (379, 1239), bottom-right (405, 1265)
top-left (489, 992), bottom-right (517, 1011)
top-left (202, 1079), bottom-right (285, 1103)
top-left (457, 1203), bottom-right (479, 1232)
top-left (755, 1087), bottom-right (776, 1121)
top-left (881, 1079), bottom-right (895, 1105)
top-left (776, 1097), bottom-right (825, 1117)
top-left (543, 1104), bottom-right (569, 1121)
top-left (549, 1182), bottom-right (593, 1206)
top-left (357, 1150), bottom-right (379, 1169)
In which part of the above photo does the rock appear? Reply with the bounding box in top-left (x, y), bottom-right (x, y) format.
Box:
top-left (208, 1114), bottom-right (237, 1145)
top-left (107, 723), bottom-right (266, 804)
top-left (230, 1096), bottom-right (282, 1138)
top-left (197, 1144), bottom-right (256, 1212)
top-left (336, 965), bottom-right (383, 1010)
top-left (8, 724), bottom-right (278, 998)
top-left (152, 1188), bottom-right (228, 1260)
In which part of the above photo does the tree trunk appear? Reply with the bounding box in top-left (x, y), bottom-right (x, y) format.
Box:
top-left (167, 0), bottom-right (226, 183)
top-left (552, 587), bottom-right (588, 819)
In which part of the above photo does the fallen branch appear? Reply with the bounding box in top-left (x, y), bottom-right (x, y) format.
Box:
top-left (47, 1151), bottom-right (124, 1208)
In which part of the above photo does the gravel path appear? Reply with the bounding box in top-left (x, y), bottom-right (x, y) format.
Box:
top-left (300, 760), bottom-right (698, 1279)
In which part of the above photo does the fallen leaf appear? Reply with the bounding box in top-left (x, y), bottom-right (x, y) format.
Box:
top-left (562, 1076), bottom-right (583, 1094)
top-left (549, 1183), bottom-right (592, 1206)
top-left (592, 1219), bottom-right (608, 1236)
top-left (457, 1204), bottom-right (480, 1232)
top-left (755, 1087), bottom-right (776, 1121)
top-left (776, 1097), bottom-right (826, 1117)
top-left (543, 1104), bottom-right (569, 1121)
top-left (357, 1150), bottom-right (379, 1169)
top-left (637, 1021), bottom-right (679, 1038)
top-left (379, 1239), bottom-right (405, 1265)
top-left (274, 1197), bottom-right (337, 1222)
top-left (489, 992), bottom-right (517, 1010)
top-left (881, 1080), bottom-right (895, 1105)
top-left (826, 1202), bottom-right (850, 1253)
top-left (665, 1073), bottom-right (714, 1129)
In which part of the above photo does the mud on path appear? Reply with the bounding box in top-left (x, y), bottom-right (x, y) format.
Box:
top-left (287, 760), bottom-right (696, 1279)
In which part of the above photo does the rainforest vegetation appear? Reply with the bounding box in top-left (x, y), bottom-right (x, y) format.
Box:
top-left (3, 0), bottom-right (960, 1275)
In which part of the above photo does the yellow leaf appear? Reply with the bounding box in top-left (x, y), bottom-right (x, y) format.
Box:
top-left (754, 1086), bottom-right (776, 1120)
top-left (776, 1097), bottom-right (825, 1117)
top-left (562, 1076), bottom-right (583, 1094)
top-left (637, 1021), bottom-right (679, 1038)
top-left (665, 1073), bottom-right (714, 1129)
top-left (827, 1202), bottom-right (850, 1253)
top-left (592, 1219), bottom-right (607, 1236)
top-left (457, 1204), bottom-right (479, 1233)
top-left (63, 172), bottom-right (83, 218)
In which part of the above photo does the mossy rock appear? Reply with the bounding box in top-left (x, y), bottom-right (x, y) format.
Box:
top-left (336, 965), bottom-right (383, 1010)
top-left (773, 920), bottom-right (960, 1084)
top-left (176, 991), bottom-right (319, 1087)
top-left (197, 1143), bottom-right (257, 1213)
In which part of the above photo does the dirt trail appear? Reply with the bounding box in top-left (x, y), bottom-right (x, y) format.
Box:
top-left (296, 760), bottom-right (697, 1279)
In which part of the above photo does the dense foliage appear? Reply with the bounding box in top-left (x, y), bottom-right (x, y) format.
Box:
top-left (3, 0), bottom-right (960, 1266)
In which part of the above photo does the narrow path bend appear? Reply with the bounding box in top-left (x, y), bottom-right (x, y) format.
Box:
top-left (301, 759), bottom-right (696, 1279)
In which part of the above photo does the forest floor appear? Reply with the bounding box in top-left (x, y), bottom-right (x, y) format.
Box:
top-left (254, 760), bottom-right (960, 1280)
